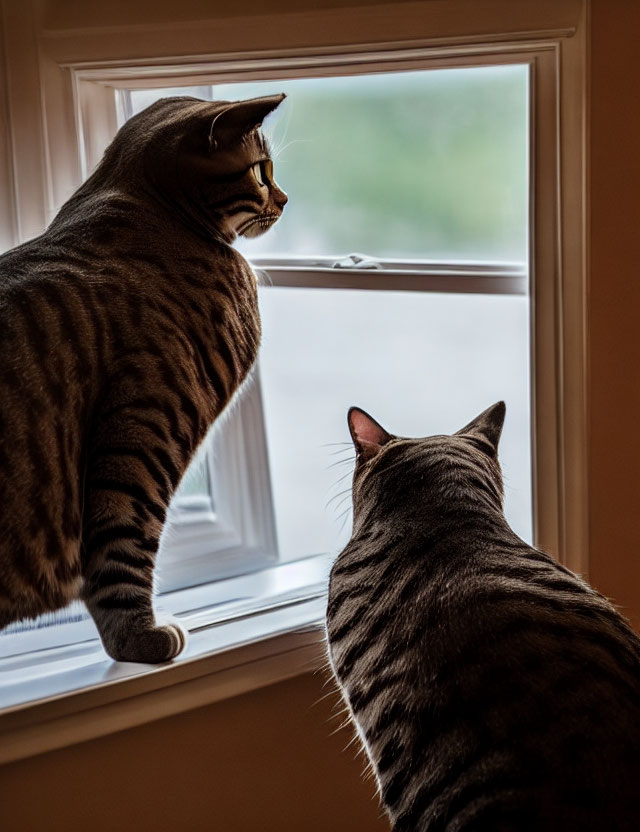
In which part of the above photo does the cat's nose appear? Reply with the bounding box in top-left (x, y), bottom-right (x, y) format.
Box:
top-left (274, 188), bottom-right (288, 209)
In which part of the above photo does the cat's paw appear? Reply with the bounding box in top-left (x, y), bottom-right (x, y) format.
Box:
top-left (158, 620), bottom-right (188, 659)
top-left (107, 620), bottom-right (188, 664)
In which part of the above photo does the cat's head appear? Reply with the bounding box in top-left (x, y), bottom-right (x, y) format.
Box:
top-left (346, 402), bottom-right (506, 527)
top-left (95, 94), bottom-right (288, 243)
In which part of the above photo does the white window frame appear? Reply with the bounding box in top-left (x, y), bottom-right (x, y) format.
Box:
top-left (0, 0), bottom-right (588, 755)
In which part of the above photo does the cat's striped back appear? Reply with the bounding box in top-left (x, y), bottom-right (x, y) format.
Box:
top-left (327, 403), bottom-right (640, 831)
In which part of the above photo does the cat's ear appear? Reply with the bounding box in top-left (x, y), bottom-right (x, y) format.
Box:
top-left (209, 94), bottom-right (286, 150)
top-left (348, 407), bottom-right (393, 462)
top-left (455, 401), bottom-right (506, 457)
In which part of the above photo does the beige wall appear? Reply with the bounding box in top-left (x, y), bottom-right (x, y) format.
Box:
top-left (0, 672), bottom-right (389, 832)
top-left (39, 0), bottom-right (581, 33)
top-left (1, 0), bottom-right (640, 829)
top-left (41, 0), bottom-right (397, 28)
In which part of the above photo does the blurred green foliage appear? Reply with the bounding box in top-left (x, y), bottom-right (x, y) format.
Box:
top-left (131, 65), bottom-right (528, 262)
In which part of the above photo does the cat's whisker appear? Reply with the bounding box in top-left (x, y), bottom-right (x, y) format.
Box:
top-left (335, 506), bottom-right (353, 534)
top-left (326, 450), bottom-right (355, 462)
top-left (338, 515), bottom-right (353, 536)
top-left (271, 138), bottom-right (313, 160)
top-left (326, 456), bottom-right (356, 471)
top-left (331, 496), bottom-right (352, 517)
top-left (324, 470), bottom-right (354, 501)
top-left (331, 469), bottom-right (355, 486)
top-left (265, 99), bottom-right (294, 156)
top-left (325, 488), bottom-right (352, 510)
top-left (326, 445), bottom-right (354, 455)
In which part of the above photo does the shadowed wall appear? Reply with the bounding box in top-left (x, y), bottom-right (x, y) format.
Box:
top-left (0, 672), bottom-right (389, 832)
top-left (588, 0), bottom-right (640, 630)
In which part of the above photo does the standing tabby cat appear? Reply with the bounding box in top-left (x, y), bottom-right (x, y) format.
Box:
top-left (327, 402), bottom-right (640, 831)
top-left (0, 94), bottom-right (287, 662)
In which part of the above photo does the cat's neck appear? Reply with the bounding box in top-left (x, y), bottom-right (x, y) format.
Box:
top-left (49, 180), bottom-right (233, 250)
top-left (352, 500), bottom-right (520, 550)
top-left (47, 186), bottom-right (233, 255)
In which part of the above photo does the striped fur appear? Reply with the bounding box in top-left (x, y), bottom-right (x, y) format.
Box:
top-left (0, 94), bottom-right (287, 662)
top-left (327, 403), bottom-right (640, 831)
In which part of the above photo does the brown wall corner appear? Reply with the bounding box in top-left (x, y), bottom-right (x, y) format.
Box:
top-left (588, 0), bottom-right (640, 631)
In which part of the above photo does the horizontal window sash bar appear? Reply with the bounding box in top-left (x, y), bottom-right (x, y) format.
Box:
top-left (252, 256), bottom-right (525, 273)
top-left (253, 262), bottom-right (527, 295)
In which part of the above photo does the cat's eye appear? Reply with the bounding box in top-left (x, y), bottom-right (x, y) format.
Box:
top-left (252, 160), bottom-right (272, 187)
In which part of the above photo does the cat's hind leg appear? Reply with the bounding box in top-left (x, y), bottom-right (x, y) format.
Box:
top-left (81, 407), bottom-right (189, 663)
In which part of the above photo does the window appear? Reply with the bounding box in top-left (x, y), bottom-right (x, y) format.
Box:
top-left (0, 16), bottom-right (589, 715)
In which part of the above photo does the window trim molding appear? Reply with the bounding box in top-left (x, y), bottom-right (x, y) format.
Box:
top-left (0, 0), bottom-right (588, 742)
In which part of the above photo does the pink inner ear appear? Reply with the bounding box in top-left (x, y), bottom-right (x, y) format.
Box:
top-left (350, 410), bottom-right (388, 447)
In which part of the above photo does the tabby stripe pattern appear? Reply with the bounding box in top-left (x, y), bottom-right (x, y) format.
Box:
top-left (327, 408), bottom-right (640, 830)
top-left (1, 94), bottom-right (287, 662)
top-left (0, 205), bottom-right (260, 660)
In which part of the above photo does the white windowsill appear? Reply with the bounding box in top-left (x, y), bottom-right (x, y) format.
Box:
top-left (0, 556), bottom-right (331, 765)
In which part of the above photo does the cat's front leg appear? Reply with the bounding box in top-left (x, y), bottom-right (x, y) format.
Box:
top-left (80, 397), bottom-right (191, 663)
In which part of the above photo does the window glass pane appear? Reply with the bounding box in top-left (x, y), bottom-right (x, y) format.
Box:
top-left (173, 453), bottom-right (210, 500)
top-left (128, 65), bottom-right (528, 261)
top-left (258, 287), bottom-right (531, 560)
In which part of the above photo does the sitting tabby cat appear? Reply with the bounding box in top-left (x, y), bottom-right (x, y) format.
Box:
top-left (327, 402), bottom-right (640, 831)
top-left (0, 94), bottom-right (287, 662)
